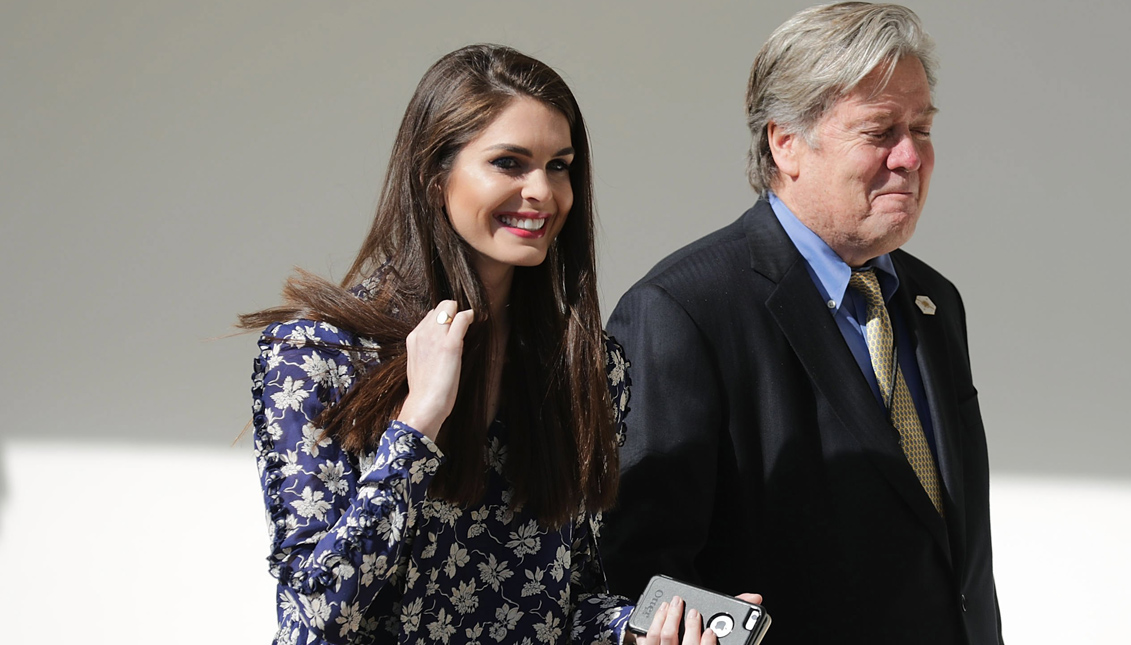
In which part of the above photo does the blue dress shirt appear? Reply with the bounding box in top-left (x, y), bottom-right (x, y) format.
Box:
top-left (768, 193), bottom-right (938, 456)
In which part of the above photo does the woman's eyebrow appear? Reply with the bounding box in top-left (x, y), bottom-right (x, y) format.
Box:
top-left (485, 144), bottom-right (575, 157)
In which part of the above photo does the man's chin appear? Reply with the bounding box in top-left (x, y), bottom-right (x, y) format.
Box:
top-left (853, 215), bottom-right (919, 261)
top-left (878, 220), bottom-right (919, 254)
top-left (869, 203), bottom-right (920, 227)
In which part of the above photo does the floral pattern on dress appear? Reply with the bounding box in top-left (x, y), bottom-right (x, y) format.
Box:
top-left (253, 319), bottom-right (633, 644)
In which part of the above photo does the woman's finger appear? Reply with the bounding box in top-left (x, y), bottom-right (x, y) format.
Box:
top-left (659, 596), bottom-right (683, 645)
top-left (736, 592), bottom-right (763, 606)
top-left (698, 614), bottom-right (718, 645)
top-left (682, 608), bottom-right (703, 645)
top-left (433, 300), bottom-right (458, 327)
top-left (445, 308), bottom-right (474, 340)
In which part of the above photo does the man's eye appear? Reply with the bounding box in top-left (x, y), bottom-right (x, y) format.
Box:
top-left (865, 130), bottom-right (891, 141)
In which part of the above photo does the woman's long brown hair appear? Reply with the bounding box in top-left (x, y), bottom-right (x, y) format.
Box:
top-left (239, 44), bottom-right (617, 527)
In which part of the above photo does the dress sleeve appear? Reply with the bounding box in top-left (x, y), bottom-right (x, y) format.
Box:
top-left (252, 320), bottom-right (444, 644)
top-left (568, 510), bottom-right (635, 644)
top-left (567, 334), bottom-right (636, 644)
top-left (603, 332), bottom-right (631, 447)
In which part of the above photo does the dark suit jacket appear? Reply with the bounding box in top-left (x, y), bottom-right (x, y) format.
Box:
top-left (604, 199), bottom-right (1003, 645)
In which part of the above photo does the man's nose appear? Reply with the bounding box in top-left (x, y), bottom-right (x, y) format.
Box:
top-left (887, 133), bottom-right (923, 172)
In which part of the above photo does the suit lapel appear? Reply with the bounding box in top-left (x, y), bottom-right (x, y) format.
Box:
top-left (745, 202), bottom-right (951, 559)
top-left (891, 254), bottom-right (968, 571)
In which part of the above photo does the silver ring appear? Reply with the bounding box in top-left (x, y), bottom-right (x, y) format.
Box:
top-left (436, 311), bottom-right (454, 325)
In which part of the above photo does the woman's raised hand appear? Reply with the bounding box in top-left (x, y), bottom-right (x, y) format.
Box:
top-left (396, 300), bottom-right (474, 441)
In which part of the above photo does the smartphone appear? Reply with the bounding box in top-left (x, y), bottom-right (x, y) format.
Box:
top-left (627, 575), bottom-right (771, 645)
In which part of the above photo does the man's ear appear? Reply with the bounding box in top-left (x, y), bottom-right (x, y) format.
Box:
top-left (767, 121), bottom-right (801, 179)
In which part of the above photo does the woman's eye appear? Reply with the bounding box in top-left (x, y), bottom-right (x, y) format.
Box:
top-left (491, 157), bottom-right (520, 170)
top-left (548, 159), bottom-right (572, 173)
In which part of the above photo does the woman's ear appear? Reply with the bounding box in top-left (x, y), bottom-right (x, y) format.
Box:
top-left (767, 121), bottom-right (801, 180)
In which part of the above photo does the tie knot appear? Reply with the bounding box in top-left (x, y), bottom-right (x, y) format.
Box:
top-left (849, 269), bottom-right (885, 307)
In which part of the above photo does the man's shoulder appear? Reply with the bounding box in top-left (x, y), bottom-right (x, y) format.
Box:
top-left (629, 207), bottom-right (760, 292)
top-left (891, 248), bottom-right (961, 297)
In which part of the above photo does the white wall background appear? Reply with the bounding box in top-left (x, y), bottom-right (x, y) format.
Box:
top-left (2, 0), bottom-right (1128, 642)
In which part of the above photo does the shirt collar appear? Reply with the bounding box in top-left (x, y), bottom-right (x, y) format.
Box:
top-left (767, 192), bottom-right (899, 313)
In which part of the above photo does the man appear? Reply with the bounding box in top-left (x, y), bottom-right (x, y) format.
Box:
top-left (603, 3), bottom-right (1003, 644)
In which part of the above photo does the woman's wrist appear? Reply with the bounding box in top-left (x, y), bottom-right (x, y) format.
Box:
top-left (396, 397), bottom-right (444, 441)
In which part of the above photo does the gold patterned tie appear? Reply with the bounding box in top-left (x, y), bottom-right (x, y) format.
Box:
top-left (848, 269), bottom-right (945, 516)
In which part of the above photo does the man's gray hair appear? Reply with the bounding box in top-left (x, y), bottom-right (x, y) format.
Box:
top-left (745, 2), bottom-right (937, 194)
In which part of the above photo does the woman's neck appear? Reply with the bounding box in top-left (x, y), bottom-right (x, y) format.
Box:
top-left (476, 264), bottom-right (512, 421)
top-left (477, 263), bottom-right (514, 325)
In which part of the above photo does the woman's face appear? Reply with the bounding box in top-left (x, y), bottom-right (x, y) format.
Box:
top-left (443, 97), bottom-right (574, 285)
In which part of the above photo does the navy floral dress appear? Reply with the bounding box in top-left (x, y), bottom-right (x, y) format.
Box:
top-left (251, 319), bottom-right (634, 644)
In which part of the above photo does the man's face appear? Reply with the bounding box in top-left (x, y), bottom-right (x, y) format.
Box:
top-left (778, 56), bottom-right (936, 267)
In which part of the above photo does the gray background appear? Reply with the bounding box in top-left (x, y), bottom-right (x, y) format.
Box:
top-left (2, 0), bottom-right (1128, 481)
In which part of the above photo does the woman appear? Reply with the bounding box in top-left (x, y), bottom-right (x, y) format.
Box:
top-left (242, 43), bottom-right (747, 645)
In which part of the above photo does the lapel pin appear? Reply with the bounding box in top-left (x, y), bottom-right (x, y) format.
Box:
top-left (915, 295), bottom-right (937, 315)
